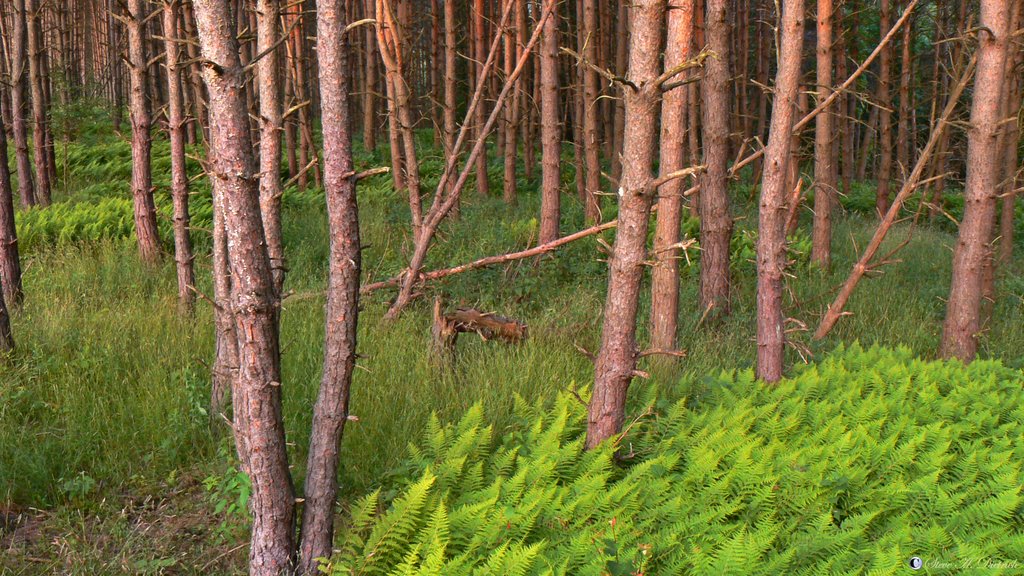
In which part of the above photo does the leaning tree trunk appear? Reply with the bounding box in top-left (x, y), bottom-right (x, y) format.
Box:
top-left (26, 0), bottom-right (50, 206)
top-left (698, 0), bottom-right (733, 318)
top-left (127, 0), bottom-right (163, 265)
top-left (650, 0), bottom-right (694, 354)
top-left (297, 0), bottom-right (361, 570)
top-left (810, 0), bottom-right (834, 267)
top-left (10, 0), bottom-right (35, 209)
top-left (257, 0), bottom-right (286, 296)
top-left (164, 0), bottom-right (196, 315)
top-left (755, 0), bottom-right (805, 383)
top-left (538, 0), bottom-right (561, 245)
top-left (940, 0), bottom-right (1011, 362)
top-left (191, 1), bottom-right (296, 574)
top-left (586, 0), bottom-right (664, 449)
top-left (0, 99), bottom-right (24, 309)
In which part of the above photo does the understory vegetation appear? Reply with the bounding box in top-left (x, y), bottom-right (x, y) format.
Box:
top-left (2, 120), bottom-right (1023, 574)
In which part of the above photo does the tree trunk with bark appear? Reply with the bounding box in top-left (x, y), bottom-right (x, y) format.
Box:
top-left (164, 0), bottom-right (196, 315)
top-left (538, 0), bottom-right (561, 245)
top-left (297, 0), bottom-right (361, 570)
top-left (811, 0), bottom-right (834, 267)
top-left (876, 0), bottom-right (894, 215)
top-left (26, 0), bottom-right (51, 206)
top-left (10, 0), bottom-right (35, 209)
top-left (650, 0), bottom-right (694, 355)
top-left (362, 0), bottom-right (379, 152)
top-left (472, 0), bottom-right (490, 196)
top-left (192, 0), bottom-right (295, 573)
top-left (586, 0), bottom-right (664, 449)
top-left (257, 0), bottom-right (285, 295)
top-left (940, 0), bottom-right (1012, 362)
top-left (756, 0), bottom-right (805, 383)
top-left (580, 0), bottom-right (602, 222)
top-left (698, 0), bottom-right (733, 318)
top-left (0, 98), bottom-right (24, 309)
top-left (127, 0), bottom-right (162, 265)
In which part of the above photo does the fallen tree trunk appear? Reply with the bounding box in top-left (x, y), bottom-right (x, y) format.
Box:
top-left (361, 219), bottom-right (619, 295)
top-left (432, 297), bottom-right (527, 361)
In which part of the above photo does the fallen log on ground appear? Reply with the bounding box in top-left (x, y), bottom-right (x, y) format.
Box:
top-left (432, 297), bottom-right (528, 361)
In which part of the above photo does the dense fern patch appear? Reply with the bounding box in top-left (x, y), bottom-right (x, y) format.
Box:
top-left (324, 344), bottom-right (1024, 575)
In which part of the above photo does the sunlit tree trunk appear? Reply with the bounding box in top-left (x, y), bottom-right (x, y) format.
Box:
top-left (126, 0), bottom-right (162, 265)
top-left (811, 0), bottom-right (834, 267)
top-left (192, 0), bottom-right (295, 573)
top-left (650, 0), bottom-right (694, 355)
top-left (297, 0), bottom-right (361, 570)
top-left (164, 0), bottom-right (196, 315)
top-left (940, 0), bottom-right (1011, 362)
top-left (538, 0), bottom-right (561, 245)
top-left (698, 0), bottom-right (733, 317)
top-left (255, 0), bottom-right (285, 295)
top-left (586, 0), bottom-right (664, 449)
top-left (756, 0), bottom-right (805, 383)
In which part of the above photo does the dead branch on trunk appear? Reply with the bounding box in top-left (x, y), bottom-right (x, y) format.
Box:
top-left (814, 54), bottom-right (977, 340)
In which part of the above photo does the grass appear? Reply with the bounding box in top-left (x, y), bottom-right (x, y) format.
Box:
top-left (1, 116), bottom-right (1022, 573)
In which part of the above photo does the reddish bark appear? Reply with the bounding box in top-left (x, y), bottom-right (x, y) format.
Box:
top-left (192, 0), bottom-right (295, 572)
top-left (362, 0), bottom-right (379, 152)
top-left (9, 0), bottom-right (35, 209)
top-left (26, 0), bottom-right (50, 206)
top-left (650, 0), bottom-right (695, 354)
top-left (472, 0), bottom-right (490, 196)
top-left (698, 0), bottom-right (733, 317)
top-left (580, 0), bottom-right (601, 222)
top-left (0, 97), bottom-right (24, 309)
top-left (941, 0), bottom-right (1012, 362)
top-left (164, 0), bottom-right (196, 315)
top-left (297, 0), bottom-right (361, 569)
top-left (876, 0), bottom-right (894, 215)
top-left (811, 0), bottom-right (835, 267)
top-left (756, 0), bottom-right (805, 383)
top-left (256, 0), bottom-right (286, 295)
top-left (126, 0), bottom-right (162, 265)
top-left (586, 0), bottom-right (664, 449)
top-left (538, 0), bottom-right (561, 245)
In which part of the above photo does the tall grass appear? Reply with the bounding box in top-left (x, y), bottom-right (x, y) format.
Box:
top-left (2, 124), bottom-right (1022, 510)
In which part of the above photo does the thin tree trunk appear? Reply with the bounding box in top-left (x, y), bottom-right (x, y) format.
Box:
top-left (538, 0), bottom-right (560, 245)
top-left (297, 0), bottom-right (360, 569)
top-left (363, 0), bottom-right (379, 152)
top-left (997, 3), bottom-right (1021, 264)
top-left (473, 0), bottom-right (490, 196)
top-left (127, 0), bottom-right (162, 265)
top-left (257, 0), bottom-right (285, 295)
top-left (941, 0), bottom-right (1011, 361)
top-left (698, 0), bottom-right (732, 317)
top-left (192, 0), bottom-right (295, 573)
top-left (442, 0), bottom-right (458, 216)
top-left (586, 0), bottom-right (664, 449)
top-left (811, 0), bottom-right (834, 267)
top-left (609, 2), bottom-right (628, 186)
top-left (164, 0), bottom-right (195, 315)
top-left (10, 0), bottom-right (35, 209)
top-left (26, 0), bottom-right (50, 206)
top-left (756, 0), bottom-right (804, 383)
top-left (896, 13), bottom-right (913, 178)
top-left (0, 96), bottom-right (24, 309)
top-left (876, 0), bottom-right (894, 215)
top-left (502, 0), bottom-right (520, 205)
top-left (650, 0), bottom-right (694, 354)
top-left (580, 0), bottom-right (601, 222)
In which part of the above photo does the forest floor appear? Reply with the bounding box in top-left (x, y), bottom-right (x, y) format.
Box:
top-left (2, 119), bottom-right (1023, 574)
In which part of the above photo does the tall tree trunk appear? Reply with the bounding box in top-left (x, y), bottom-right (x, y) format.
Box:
top-left (756, 0), bottom-right (805, 383)
top-left (538, 0), bottom-right (561, 245)
top-left (472, 0), bottom-right (490, 196)
top-left (811, 0), bottom-right (835, 267)
top-left (26, 0), bottom-right (51, 206)
top-left (580, 0), bottom-right (601, 222)
top-left (362, 0), bottom-right (379, 152)
top-left (192, 1), bottom-right (295, 573)
top-left (650, 0), bottom-right (694, 354)
top-left (502, 0), bottom-right (520, 205)
top-left (998, 4), bottom-right (1022, 264)
top-left (875, 0), bottom-right (894, 215)
top-left (610, 2), bottom-right (628, 186)
top-left (940, 0), bottom-right (1011, 362)
top-left (896, 13), bottom-right (913, 178)
top-left (0, 97), bottom-right (24, 309)
top-left (698, 0), bottom-right (732, 317)
top-left (257, 0), bottom-right (285, 295)
top-left (127, 0), bottom-right (162, 265)
top-left (297, 0), bottom-right (360, 569)
top-left (586, 0), bottom-right (664, 449)
top-left (441, 0), bottom-right (458, 217)
top-left (10, 0), bottom-right (35, 209)
top-left (164, 0), bottom-right (196, 315)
